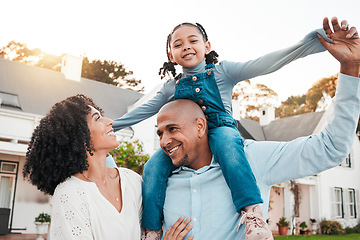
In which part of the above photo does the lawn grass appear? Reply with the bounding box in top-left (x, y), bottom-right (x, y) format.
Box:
top-left (274, 234), bottom-right (360, 239)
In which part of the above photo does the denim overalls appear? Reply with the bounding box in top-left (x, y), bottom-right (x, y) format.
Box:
top-left (142, 64), bottom-right (262, 230)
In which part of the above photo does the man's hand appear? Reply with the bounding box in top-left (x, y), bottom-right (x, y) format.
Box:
top-left (318, 17), bottom-right (360, 77)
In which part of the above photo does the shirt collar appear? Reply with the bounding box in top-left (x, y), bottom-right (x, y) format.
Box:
top-left (182, 60), bottom-right (206, 77)
top-left (172, 156), bottom-right (219, 174)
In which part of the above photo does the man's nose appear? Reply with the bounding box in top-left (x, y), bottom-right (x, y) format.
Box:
top-left (160, 134), bottom-right (171, 148)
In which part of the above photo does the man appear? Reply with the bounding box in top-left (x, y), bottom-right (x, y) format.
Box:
top-left (153, 17), bottom-right (360, 239)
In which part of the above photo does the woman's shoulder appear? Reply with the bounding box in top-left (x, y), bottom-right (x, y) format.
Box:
top-left (52, 176), bottom-right (88, 201)
top-left (117, 167), bottom-right (142, 183)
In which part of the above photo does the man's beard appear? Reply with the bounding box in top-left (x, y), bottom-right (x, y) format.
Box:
top-left (173, 154), bottom-right (190, 168)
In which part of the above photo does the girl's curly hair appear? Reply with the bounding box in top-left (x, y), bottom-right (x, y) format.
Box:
top-left (23, 94), bottom-right (103, 195)
top-left (159, 22), bottom-right (219, 79)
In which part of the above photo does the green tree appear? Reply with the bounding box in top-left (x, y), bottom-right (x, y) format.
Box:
top-left (0, 41), bottom-right (41, 64)
top-left (233, 80), bottom-right (279, 121)
top-left (0, 41), bottom-right (144, 91)
top-left (110, 139), bottom-right (149, 175)
top-left (276, 74), bottom-right (338, 118)
top-left (81, 57), bottom-right (144, 91)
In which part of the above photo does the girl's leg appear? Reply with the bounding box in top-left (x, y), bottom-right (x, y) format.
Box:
top-left (142, 148), bottom-right (175, 230)
top-left (208, 126), bottom-right (273, 239)
top-left (208, 126), bottom-right (262, 212)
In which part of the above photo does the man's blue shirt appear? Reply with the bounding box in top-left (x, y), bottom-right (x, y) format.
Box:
top-left (161, 73), bottom-right (360, 239)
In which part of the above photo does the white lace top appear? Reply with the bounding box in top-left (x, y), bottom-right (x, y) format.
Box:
top-left (49, 167), bottom-right (142, 239)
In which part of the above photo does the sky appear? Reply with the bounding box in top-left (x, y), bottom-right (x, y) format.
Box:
top-left (2, 0), bottom-right (360, 101)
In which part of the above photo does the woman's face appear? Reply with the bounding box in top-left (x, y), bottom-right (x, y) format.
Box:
top-left (86, 106), bottom-right (119, 153)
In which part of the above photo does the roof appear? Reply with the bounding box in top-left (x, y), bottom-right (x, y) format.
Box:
top-left (237, 118), bottom-right (265, 141)
top-left (236, 111), bottom-right (325, 142)
top-left (262, 111), bottom-right (324, 141)
top-left (0, 58), bottom-right (143, 119)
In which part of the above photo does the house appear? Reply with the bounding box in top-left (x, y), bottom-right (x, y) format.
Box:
top-left (0, 56), bottom-right (159, 233)
top-left (236, 105), bottom-right (360, 235)
top-left (1, 55), bottom-right (358, 235)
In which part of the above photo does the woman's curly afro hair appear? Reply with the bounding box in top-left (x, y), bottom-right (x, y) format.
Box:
top-left (23, 94), bottom-right (103, 195)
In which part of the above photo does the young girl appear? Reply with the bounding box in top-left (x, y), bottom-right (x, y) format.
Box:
top-left (113, 22), bottom-right (333, 239)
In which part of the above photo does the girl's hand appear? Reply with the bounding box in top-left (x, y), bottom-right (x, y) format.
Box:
top-left (163, 216), bottom-right (193, 240)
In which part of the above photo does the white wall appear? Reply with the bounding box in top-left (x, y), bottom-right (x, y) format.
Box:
top-left (317, 135), bottom-right (360, 227)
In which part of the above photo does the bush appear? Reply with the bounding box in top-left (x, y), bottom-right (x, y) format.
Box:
top-left (320, 219), bottom-right (345, 235)
top-left (35, 213), bottom-right (51, 223)
top-left (345, 221), bottom-right (360, 234)
top-left (110, 139), bottom-right (149, 175)
top-left (277, 217), bottom-right (289, 227)
top-left (300, 221), bottom-right (308, 229)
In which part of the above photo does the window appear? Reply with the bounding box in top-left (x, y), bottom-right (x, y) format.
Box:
top-left (154, 125), bottom-right (160, 150)
top-left (0, 161), bottom-right (18, 209)
top-left (344, 154), bottom-right (352, 168)
top-left (334, 187), bottom-right (344, 218)
top-left (0, 162), bottom-right (17, 174)
top-left (340, 153), bottom-right (352, 167)
top-left (348, 188), bottom-right (357, 218)
top-left (0, 92), bottom-right (21, 109)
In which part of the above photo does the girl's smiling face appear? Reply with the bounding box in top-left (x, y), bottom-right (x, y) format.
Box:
top-left (168, 25), bottom-right (211, 69)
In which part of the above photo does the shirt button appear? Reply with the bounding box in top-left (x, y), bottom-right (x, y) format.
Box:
top-left (192, 76), bottom-right (197, 81)
top-left (195, 88), bottom-right (200, 93)
top-left (176, 80), bottom-right (180, 84)
top-left (193, 189), bottom-right (197, 193)
top-left (202, 106), bottom-right (206, 111)
top-left (193, 218), bottom-right (197, 222)
top-left (198, 100), bottom-right (203, 104)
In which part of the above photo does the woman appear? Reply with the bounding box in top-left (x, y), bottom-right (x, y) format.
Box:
top-left (23, 94), bottom-right (192, 239)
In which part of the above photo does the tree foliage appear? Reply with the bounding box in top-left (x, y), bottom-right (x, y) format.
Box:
top-left (81, 57), bottom-right (144, 91)
top-left (0, 41), bottom-right (144, 91)
top-left (0, 41), bottom-right (41, 64)
top-left (276, 74), bottom-right (338, 118)
top-left (109, 139), bottom-right (149, 175)
top-left (232, 80), bottom-right (279, 121)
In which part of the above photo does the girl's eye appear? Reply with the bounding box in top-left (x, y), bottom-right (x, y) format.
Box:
top-left (96, 116), bottom-right (101, 121)
top-left (190, 40), bottom-right (198, 43)
top-left (174, 44), bottom-right (181, 48)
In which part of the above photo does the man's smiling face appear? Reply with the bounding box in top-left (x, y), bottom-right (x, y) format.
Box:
top-left (157, 106), bottom-right (202, 169)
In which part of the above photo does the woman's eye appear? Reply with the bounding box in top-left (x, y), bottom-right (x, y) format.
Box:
top-left (96, 116), bottom-right (101, 121)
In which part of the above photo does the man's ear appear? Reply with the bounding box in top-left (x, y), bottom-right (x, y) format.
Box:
top-left (196, 117), bottom-right (207, 138)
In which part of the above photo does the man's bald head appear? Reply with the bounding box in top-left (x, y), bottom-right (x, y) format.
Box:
top-left (156, 99), bottom-right (212, 170)
top-left (158, 99), bottom-right (206, 125)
